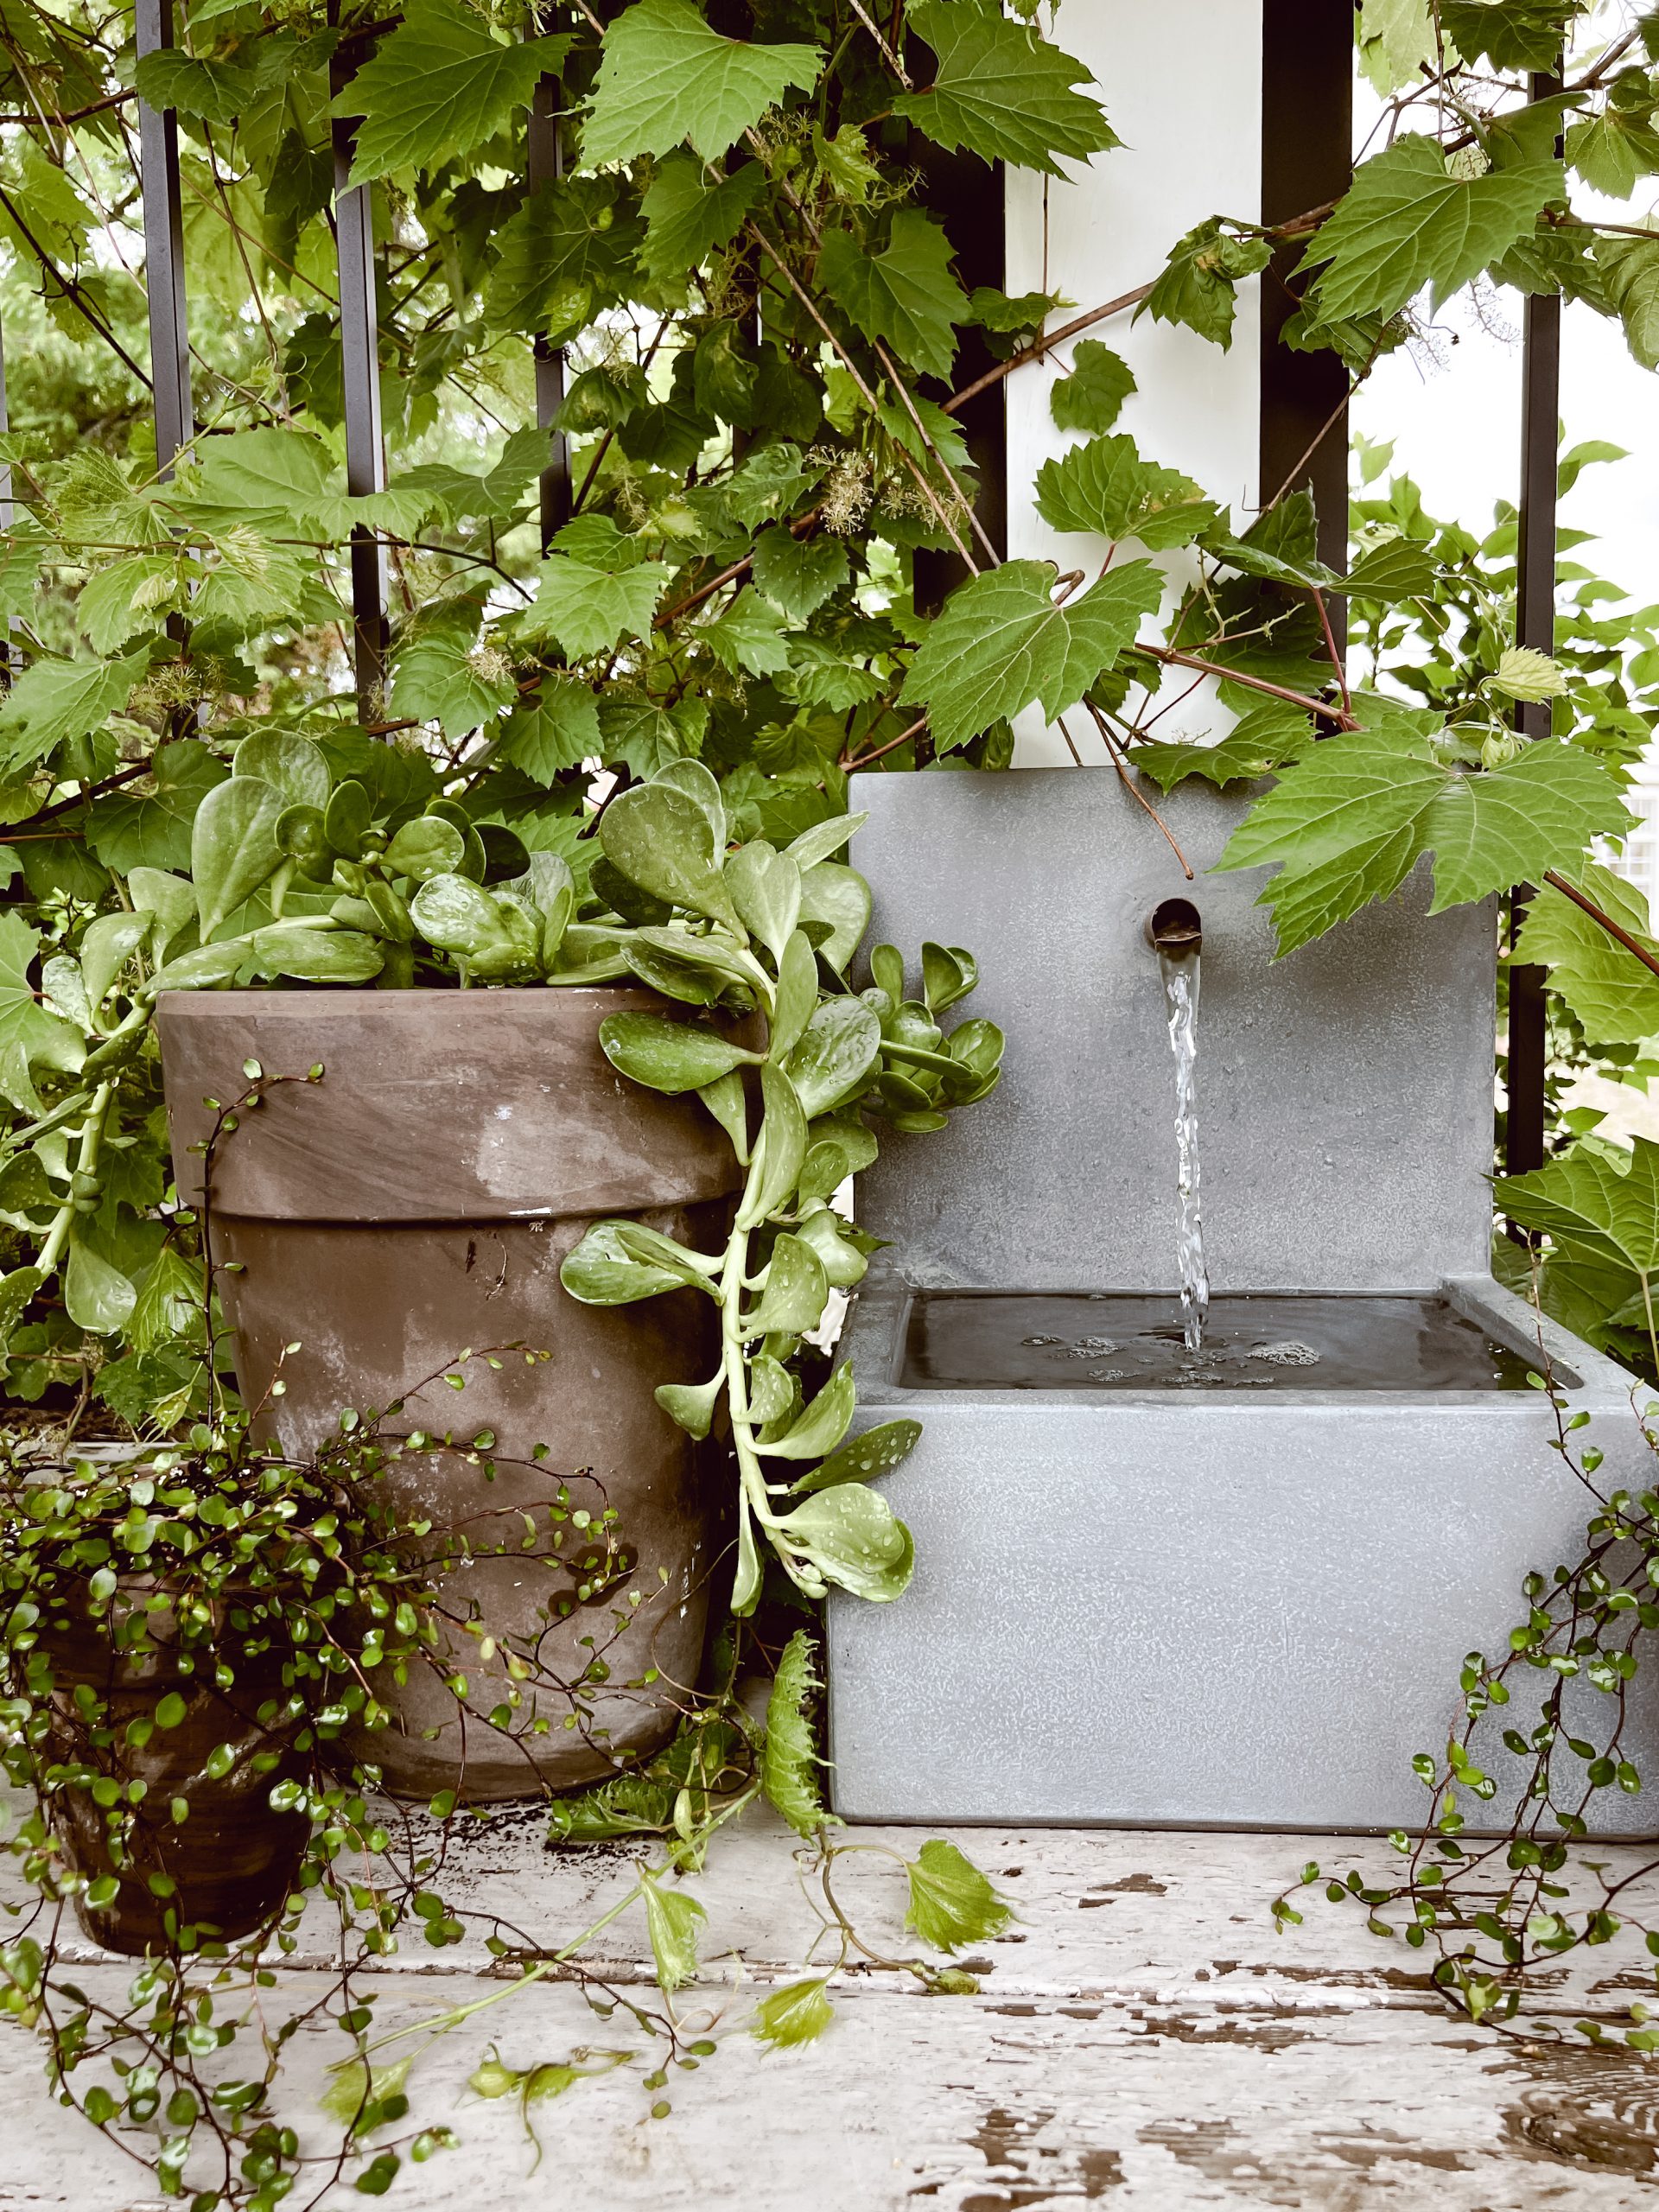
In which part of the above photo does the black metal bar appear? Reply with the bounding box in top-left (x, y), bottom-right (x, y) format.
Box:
top-left (528, 19), bottom-right (571, 550)
top-left (910, 142), bottom-right (1006, 616)
top-left (1259, 0), bottom-right (1352, 579)
top-left (135, 0), bottom-right (193, 475)
top-left (329, 47), bottom-right (390, 715)
top-left (1505, 63), bottom-right (1564, 1179)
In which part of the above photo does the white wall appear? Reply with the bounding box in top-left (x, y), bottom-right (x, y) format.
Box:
top-left (1005, 0), bottom-right (1262, 765)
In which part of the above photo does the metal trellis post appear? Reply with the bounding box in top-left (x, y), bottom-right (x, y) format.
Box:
top-left (330, 44), bottom-right (391, 717)
top-left (135, 0), bottom-right (194, 475)
top-left (1259, 0), bottom-right (1353, 584)
top-left (529, 15), bottom-right (571, 552)
top-left (1505, 64), bottom-right (1564, 1179)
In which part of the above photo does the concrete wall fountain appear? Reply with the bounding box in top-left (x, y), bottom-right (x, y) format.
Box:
top-left (826, 771), bottom-right (1659, 1830)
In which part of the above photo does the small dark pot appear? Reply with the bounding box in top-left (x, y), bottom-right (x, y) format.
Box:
top-left (157, 988), bottom-right (749, 1802)
top-left (41, 1613), bottom-right (308, 1955)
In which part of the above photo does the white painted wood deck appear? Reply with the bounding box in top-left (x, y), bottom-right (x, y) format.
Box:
top-left (7, 1810), bottom-right (1659, 2209)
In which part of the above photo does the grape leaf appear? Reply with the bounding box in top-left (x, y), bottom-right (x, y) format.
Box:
top-left (893, 1), bottom-right (1117, 175)
top-left (904, 1840), bottom-right (1014, 1952)
top-left (639, 153), bottom-right (766, 285)
top-left (337, 1), bottom-right (568, 183)
top-left (1440, 0), bottom-right (1582, 70)
top-left (86, 740), bottom-right (227, 874)
top-left (1137, 219), bottom-right (1272, 350)
top-left (1217, 724), bottom-right (1630, 953)
top-left (1131, 702), bottom-right (1310, 793)
top-left (390, 623), bottom-right (515, 741)
top-left (900, 559), bottom-right (1163, 750)
top-left (1049, 340), bottom-right (1136, 435)
top-left (499, 680), bottom-right (602, 784)
top-left (582, 0), bottom-right (821, 165)
top-left (750, 1978), bottom-right (833, 2049)
top-left (1493, 1138), bottom-right (1659, 1280)
top-left (483, 175), bottom-right (645, 342)
top-left (1424, 743), bottom-right (1628, 909)
top-left (752, 526), bottom-right (849, 620)
top-left (1513, 864), bottom-right (1659, 1046)
top-left (703, 588), bottom-right (792, 677)
top-left (0, 650), bottom-right (147, 774)
top-left (1299, 134), bottom-right (1560, 322)
top-left (817, 210), bottom-right (968, 381)
top-left (530, 522), bottom-right (672, 658)
top-left (1035, 432), bottom-right (1221, 550)
top-left (1595, 234), bottom-right (1659, 371)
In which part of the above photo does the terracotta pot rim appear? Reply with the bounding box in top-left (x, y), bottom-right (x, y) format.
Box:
top-left (155, 983), bottom-right (668, 1013)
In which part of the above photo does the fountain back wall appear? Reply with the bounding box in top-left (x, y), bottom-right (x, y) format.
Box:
top-left (852, 768), bottom-right (1496, 1297)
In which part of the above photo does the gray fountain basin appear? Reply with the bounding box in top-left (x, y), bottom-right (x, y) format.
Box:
top-left (828, 1265), bottom-right (1659, 1833)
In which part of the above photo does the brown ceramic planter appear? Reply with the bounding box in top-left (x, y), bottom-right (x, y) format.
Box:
top-left (156, 988), bottom-right (747, 1802)
top-left (41, 1605), bottom-right (308, 1955)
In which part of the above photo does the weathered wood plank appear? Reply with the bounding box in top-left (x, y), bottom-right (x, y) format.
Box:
top-left (8, 1815), bottom-right (1659, 2209)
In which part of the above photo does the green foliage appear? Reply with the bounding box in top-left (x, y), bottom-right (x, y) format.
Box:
top-left (1298, 134), bottom-right (1560, 324)
top-left (901, 560), bottom-right (1163, 749)
top-left (581, 0), bottom-right (821, 165)
top-left (893, 3), bottom-right (1117, 175)
top-left (338, 1), bottom-right (567, 183)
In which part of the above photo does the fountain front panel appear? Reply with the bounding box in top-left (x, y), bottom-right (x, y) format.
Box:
top-left (826, 769), bottom-right (1659, 1831)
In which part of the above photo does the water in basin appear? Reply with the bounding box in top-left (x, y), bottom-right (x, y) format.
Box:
top-left (898, 1292), bottom-right (1552, 1393)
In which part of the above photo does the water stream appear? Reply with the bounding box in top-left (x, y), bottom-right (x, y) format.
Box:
top-left (1160, 946), bottom-right (1209, 1351)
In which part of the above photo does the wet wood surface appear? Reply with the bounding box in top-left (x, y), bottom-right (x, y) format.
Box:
top-left (7, 1812), bottom-right (1659, 2209)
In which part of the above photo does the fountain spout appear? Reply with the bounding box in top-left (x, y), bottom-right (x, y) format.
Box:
top-left (1147, 897), bottom-right (1202, 960)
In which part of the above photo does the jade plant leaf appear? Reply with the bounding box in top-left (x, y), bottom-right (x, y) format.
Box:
top-left (798, 862), bottom-right (871, 976)
top-left (64, 1235), bottom-right (136, 1334)
top-left (757, 1361), bottom-right (855, 1459)
top-left (792, 1417), bottom-right (922, 1494)
top-left (599, 782), bottom-right (742, 931)
top-left (791, 1206), bottom-right (868, 1287)
top-left (742, 1231), bottom-right (828, 1337)
top-left (798, 1116), bottom-right (879, 1204)
top-left (600, 1011), bottom-right (762, 1094)
top-left (189, 774), bottom-right (287, 940)
top-left (769, 1482), bottom-right (913, 1601)
top-left (727, 842), bottom-right (802, 963)
top-left (788, 997), bottom-right (881, 1116)
top-left (770, 931), bottom-right (820, 1059)
top-left (246, 925), bottom-right (385, 985)
top-left (740, 1063), bottom-right (809, 1229)
top-left (409, 874), bottom-right (539, 976)
top-left (563, 1220), bottom-right (715, 1305)
top-left (232, 731), bottom-right (331, 812)
top-left (385, 816), bottom-right (467, 883)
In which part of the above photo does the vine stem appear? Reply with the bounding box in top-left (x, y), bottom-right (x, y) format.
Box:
top-left (1540, 869), bottom-right (1659, 985)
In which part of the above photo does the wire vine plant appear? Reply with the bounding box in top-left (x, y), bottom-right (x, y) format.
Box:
top-left (1276, 1295), bottom-right (1659, 2053)
top-left (0, 1075), bottom-right (694, 2208)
